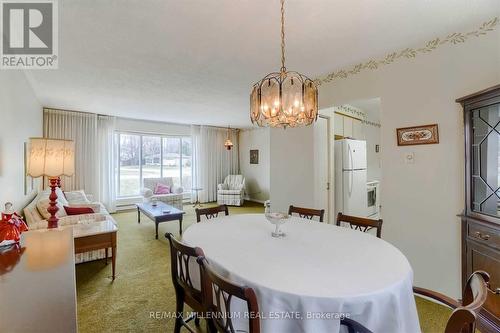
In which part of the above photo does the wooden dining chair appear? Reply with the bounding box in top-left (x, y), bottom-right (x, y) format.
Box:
top-left (413, 270), bottom-right (490, 333)
top-left (165, 233), bottom-right (205, 333)
top-left (340, 318), bottom-right (373, 333)
top-left (196, 205), bottom-right (229, 223)
top-left (197, 256), bottom-right (260, 333)
top-left (288, 205), bottom-right (325, 222)
top-left (336, 212), bottom-right (383, 238)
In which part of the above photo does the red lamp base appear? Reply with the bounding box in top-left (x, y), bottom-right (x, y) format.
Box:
top-left (47, 177), bottom-right (60, 229)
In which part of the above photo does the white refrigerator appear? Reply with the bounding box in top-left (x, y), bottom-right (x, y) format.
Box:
top-left (334, 139), bottom-right (368, 217)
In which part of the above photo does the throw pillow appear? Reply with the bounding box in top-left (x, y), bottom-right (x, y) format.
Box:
top-left (64, 206), bottom-right (95, 215)
top-left (64, 190), bottom-right (91, 204)
top-left (154, 183), bottom-right (171, 194)
top-left (36, 198), bottom-right (68, 220)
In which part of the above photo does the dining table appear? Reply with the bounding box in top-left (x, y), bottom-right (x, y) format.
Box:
top-left (182, 214), bottom-right (421, 333)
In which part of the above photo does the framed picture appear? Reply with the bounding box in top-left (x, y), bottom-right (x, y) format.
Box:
top-left (250, 149), bottom-right (259, 164)
top-left (396, 124), bottom-right (439, 146)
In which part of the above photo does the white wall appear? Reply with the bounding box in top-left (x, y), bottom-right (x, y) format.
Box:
top-left (269, 126), bottom-right (315, 213)
top-left (239, 128), bottom-right (270, 203)
top-left (0, 71), bottom-right (42, 211)
top-left (318, 29), bottom-right (500, 298)
top-left (363, 108), bottom-right (381, 182)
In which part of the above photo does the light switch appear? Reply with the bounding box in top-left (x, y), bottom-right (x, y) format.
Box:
top-left (404, 152), bottom-right (415, 164)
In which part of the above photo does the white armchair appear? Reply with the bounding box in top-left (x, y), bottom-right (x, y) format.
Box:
top-left (141, 177), bottom-right (184, 210)
top-left (217, 175), bottom-right (245, 206)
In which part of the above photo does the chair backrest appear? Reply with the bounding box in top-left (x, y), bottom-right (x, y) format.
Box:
top-left (197, 257), bottom-right (260, 333)
top-left (165, 233), bottom-right (205, 309)
top-left (196, 205), bottom-right (229, 223)
top-left (413, 271), bottom-right (490, 333)
top-left (336, 212), bottom-right (383, 238)
top-left (224, 175), bottom-right (245, 190)
top-left (143, 177), bottom-right (174, 191)
top-left (288, 205), bottom-right (325, 222)
top-left (447, 271), bottom-right (490, 333)
top-left (340, 318), bottom-right (373, 333)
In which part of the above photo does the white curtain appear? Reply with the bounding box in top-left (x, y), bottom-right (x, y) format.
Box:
top-left (191, 125), bottom-right (239, 203)
top-left (43, 109), bottom-right (117, 212)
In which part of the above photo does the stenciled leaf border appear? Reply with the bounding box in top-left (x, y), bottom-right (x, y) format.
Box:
top-left (315, 17), bottom-right (499, 86)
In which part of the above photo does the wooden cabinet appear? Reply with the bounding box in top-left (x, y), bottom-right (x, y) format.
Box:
top-left (352, 119), bottom-right (365, 140)
top-left (334, 113), bottom-right (343, 138)
top-left (334, 113), bottom-right (365, 140)
top-left (343, 116), bottom-right (353, 138)
top-left (457, 84), bottom-right (500, 333)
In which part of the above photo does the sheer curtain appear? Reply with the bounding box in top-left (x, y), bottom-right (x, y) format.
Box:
top-left (43, 109), bottom-right (117, 212)
top-left (191, 125), bottom-right (239, 203)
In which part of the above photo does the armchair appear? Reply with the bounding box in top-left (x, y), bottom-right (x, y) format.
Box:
top-left (141, 177), bottom-right (184, 210)
top-left (217, 175), bottom-right (245, 206)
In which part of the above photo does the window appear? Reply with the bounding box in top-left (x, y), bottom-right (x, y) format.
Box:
top-left (117, 132), bottom-right (192, 198)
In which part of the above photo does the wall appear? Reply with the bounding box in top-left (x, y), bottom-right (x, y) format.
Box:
top-left (269, 126), bottom-right (315, 213)
top-left (0, 71), bottom-right (42, 211)
top-left (239, 128), bottom-right (270, 203)
top-left (318, 29), bottom-right (500, 297)
top-left (363, 108), bottom-right (381, 182)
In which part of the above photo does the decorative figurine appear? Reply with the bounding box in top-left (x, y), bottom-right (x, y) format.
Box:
top-left (0, 202), bottom-right (29, 247)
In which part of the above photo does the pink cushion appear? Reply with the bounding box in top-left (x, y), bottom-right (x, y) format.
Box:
top-left (154, 183), bottom-right (171, 194)
top-left (64, 206), bottom-right (95, 215)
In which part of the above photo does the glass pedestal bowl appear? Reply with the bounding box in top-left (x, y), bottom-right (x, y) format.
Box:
top-left (265, 212), bottom-right (290, 238)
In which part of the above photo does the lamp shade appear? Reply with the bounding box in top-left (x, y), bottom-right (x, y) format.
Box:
top-left (27, 138), bottom-right (75, 178)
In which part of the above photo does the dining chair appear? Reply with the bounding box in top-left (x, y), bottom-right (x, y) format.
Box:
top-left (340, 318), bottom-right (373, 333)
top-left (165, 233), bottom-right (205, 333)
top-left (195, 205), bottom-right (229, 223)
top-left (336, 212), bottom-right (383, 238)
top-left (288, 205), bottom-right (325, 222)
top-left (413, 270), bottom-right (490, 333)
top-left (196, 256), bottom-right (260, 333)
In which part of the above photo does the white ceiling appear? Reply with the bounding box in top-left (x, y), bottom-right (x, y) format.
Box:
top-left (25, 0), bottom-right (500, 128)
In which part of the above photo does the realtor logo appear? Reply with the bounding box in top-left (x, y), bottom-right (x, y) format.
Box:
top-left (1, 0), bottom-right (58, 69)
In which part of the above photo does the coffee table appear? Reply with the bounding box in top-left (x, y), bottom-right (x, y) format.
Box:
top-left (136, 201), bottom-right (185, 238)
top-left (71, 218), bottom-right (118, 280)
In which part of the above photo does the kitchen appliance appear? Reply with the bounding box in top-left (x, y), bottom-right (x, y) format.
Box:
top-left (366, 180), bottom-right (380, 218)
top-left (334, 139), bottom-right (368, 217)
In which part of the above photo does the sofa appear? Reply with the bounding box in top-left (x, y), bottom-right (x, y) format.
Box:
top-left (23, 188), bottom-right (115, 264)
top-left (141, 177), bottom-right (184, 210)
top-left (217, 174), bottom-right (245, 206)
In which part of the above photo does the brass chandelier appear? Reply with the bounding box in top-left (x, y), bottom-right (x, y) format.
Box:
top-left (250, 0), bottom-right (318, 128)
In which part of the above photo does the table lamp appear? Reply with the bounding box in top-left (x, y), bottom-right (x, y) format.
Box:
top-left (27, 138), bottom-right (75, 228)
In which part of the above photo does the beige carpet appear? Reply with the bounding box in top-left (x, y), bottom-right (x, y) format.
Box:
top-left (76, 202), bottom-right (451, 332)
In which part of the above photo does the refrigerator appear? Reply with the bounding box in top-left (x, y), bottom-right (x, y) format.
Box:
top-left (334, 139), bottom-right (368, 217)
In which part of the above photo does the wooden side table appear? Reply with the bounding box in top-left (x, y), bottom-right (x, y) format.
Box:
top-left (192, 187), bottom-right (203, 207)
top-left (71, 219), bottom-right (118, 280)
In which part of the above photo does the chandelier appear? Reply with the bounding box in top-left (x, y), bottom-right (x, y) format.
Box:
top-left (224, 127), bottom-right (234, 150)
top-left (250, 0), bottom-right (318, 128)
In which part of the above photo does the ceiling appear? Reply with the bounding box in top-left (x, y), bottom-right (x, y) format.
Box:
top-left (25, 0), bottom-right (499, 128)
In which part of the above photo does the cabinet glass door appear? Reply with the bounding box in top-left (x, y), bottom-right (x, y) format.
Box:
top-left (471, 103), bottom-right (500, 216)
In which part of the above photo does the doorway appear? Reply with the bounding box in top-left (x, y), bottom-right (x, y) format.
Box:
top-left (313, 114), bottom-right (332, 222)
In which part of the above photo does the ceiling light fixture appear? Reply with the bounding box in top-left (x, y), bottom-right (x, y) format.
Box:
top-left (224, 127), bottom-right (234, 150)
top-left (250, 0), bottom-right (318, 128)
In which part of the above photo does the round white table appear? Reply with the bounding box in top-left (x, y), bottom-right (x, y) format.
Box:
top-left (183, 214), bottom-right (421, 333)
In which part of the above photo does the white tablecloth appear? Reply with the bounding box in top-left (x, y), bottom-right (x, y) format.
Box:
top-left (183, 214), bottom-right (421, 333)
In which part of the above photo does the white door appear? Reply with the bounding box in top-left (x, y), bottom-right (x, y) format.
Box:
top-left (314, 116), bottom-right (331, 222)
top-left (342, 169), bottom-right (368, 216)
top-left (342, 139), bottom-right (367, 170)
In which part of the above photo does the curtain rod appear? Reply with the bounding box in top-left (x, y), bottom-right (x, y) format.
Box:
top-left (43, 107), bottom-right (241, 131)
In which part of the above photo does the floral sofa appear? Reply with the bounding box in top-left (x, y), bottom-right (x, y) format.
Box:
top-left (23, 188), bottom-right (116, 264)
top-left (141, 177), bottom-right (184, 210)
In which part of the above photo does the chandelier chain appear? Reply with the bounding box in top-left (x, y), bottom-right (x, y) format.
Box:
top-left (280, 0), bottom-right (286, 72)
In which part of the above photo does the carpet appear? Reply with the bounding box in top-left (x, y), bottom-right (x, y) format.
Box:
top-left (76, 202), bottom-right (451, 332)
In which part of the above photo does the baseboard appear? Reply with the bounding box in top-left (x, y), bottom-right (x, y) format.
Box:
top-left (244, 197), bottom-right (266, 204)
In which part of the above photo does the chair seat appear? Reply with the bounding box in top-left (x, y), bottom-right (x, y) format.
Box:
top-left (218, 189), bottom-right (243, 195)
